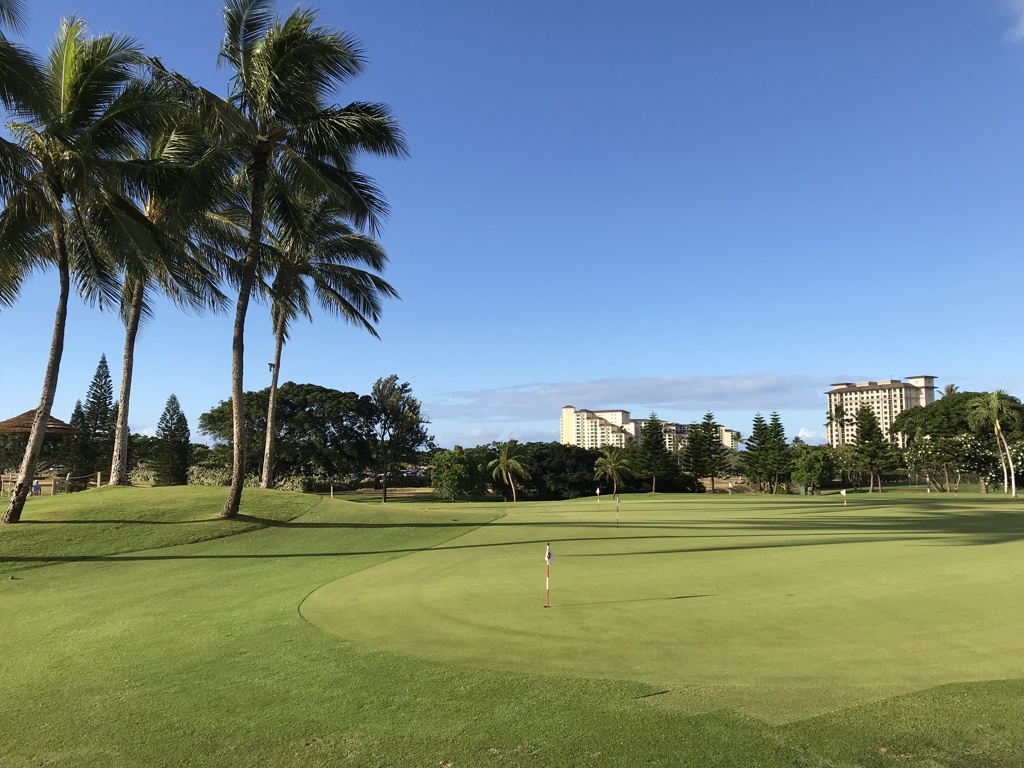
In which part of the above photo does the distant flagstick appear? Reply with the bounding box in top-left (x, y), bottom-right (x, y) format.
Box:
top-left (544, 543), bottom-right (553, 608)
top-left (840, 488), bottom-right (847, 509)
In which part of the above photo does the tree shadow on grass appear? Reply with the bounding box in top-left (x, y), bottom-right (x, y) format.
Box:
top-left (0, 532), bottom-right (932, 566)
top-left (5, 501), bottom-right (1023, 571)
top-left (558, 594), bottom-right (713, 608)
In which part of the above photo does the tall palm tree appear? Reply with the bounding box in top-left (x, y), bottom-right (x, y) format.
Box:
top-left (257, 194), bottom-right (396, 488)
top-left (942, 383), bottom-right (959, 398)
top-left (213, 0), bottom-right (407, 518)
top-left (967, 390), bottom-right (1021, 498)
top-left (488, 440), bottom-right (531, 503)
top-left (107, 124), bottom-right (232, 485)
top-left (594, 447), bottom-right (633, 497)
top-left (1, 18), bottom-right (168, 523)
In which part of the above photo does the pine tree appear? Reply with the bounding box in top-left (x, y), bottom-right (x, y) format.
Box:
top-left (741, 413), bottom-right (770, 492)
top-left (764, 412), bottom-right (792, 494)
top-left (634, 413), bottom-right (677, 493)
top-left (854, 405), bottom-right (893, 492)
top-left (60, 401), bottom-right (91, 478)
top-left (82, 355), bottom-right (114, 475)
top-left (154, 395), bottom-right (191, 486)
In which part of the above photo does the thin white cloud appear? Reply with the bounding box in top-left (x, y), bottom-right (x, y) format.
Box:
top-left (1005, 0), bottom-right (1024, 41)
top-left (425, 373), bottom-right (825, 424)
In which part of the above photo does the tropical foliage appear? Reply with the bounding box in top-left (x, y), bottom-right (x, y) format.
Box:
top-left (487, 440), bottom-right (531, 503)
top-left (594, 447), bottom-right (633, 497)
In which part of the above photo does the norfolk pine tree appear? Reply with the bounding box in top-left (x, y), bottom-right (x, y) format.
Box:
top-left (154, 394), bottom-right (190, 486)
top-left (853, 405), bottom-right (894, 492)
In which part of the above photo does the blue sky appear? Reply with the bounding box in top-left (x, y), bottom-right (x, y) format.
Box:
top-left (4, 0), bottom-right (1024, 448)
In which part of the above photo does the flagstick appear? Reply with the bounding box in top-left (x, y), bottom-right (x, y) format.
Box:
top-left (544, 542), bottom-right (554, 608)
top-left (545, 561), bottom-right (550, 608)
top-left (615, 495), bottom-right (619, 528)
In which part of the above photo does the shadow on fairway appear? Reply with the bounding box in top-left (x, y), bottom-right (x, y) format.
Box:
top-left (5, 505), bottom-right (1022, 569)
top-left (558, 593), bottom-right (713, 607)
top-left (0, 532), bottom-right (936, 566)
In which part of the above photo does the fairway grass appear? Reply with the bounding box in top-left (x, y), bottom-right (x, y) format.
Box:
top-left (2, 487), bottom-right (1023, 766)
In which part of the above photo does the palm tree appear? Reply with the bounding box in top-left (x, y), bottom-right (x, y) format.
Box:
top-left (594, 447), bottom-right (633, 497)
top-left (1, 18), bottom-right (168, 523)
top-left (967, 390), bottom-right (1021, 498)
top-left (213, 0), bottom-right (407, 518)
top-left (826, 404), bottom-right (853, 445)
top-left (942, 383), bottom-right (960, 398)
top-left (488, 440), bottom-right (531, 503)
top-left (257, 193), bottom-right (397, 488)
top-left (107, 124), bottom-right (231, 485)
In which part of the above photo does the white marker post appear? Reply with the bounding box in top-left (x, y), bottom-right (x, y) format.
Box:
top-left (544, 543), bottom-right (554, 608)
top-left (596, 487), bottom-right (600, 510)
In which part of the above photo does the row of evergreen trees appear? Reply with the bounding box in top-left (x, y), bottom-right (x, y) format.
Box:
top-left (10, 356), bottom-right (193, 487)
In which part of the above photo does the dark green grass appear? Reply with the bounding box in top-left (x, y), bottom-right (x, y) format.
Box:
top-left (1, 487), bottom-right (1022, 766)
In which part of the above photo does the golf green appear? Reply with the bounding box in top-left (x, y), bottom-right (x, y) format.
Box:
top-left (302, 493), bottom-right (1024, 723)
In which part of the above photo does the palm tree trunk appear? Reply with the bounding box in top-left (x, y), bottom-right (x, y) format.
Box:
top-left (996, 434), bottom-right (1008, 494)
top-left (260, 315), bottom-right (285, 488)
top-left (221, 154), bottom-right (269, 519)
top-left (109, 277), bottom-right (145, 486)
top-left (998, 430), bottom-right (1017, 498)
top-left (3, 236), bottom-right (70, 524)
top-left (508, 469), bottom-right (517, 503)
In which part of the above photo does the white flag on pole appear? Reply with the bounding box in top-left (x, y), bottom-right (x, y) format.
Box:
top-left (545, 544), bottom-right (554, 565)
top-left (840, 489), bottom-right (847, 496)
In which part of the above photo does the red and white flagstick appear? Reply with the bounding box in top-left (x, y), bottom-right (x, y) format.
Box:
top-left (544, 543), bottom-right (553, 608)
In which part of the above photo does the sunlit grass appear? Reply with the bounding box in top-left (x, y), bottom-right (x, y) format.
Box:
top-left (1, 487), bottom-right (1022, 766)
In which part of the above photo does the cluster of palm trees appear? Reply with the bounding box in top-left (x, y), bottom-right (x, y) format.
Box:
top-left (0, 0), bottom-right (405, 523)
top-left (485, 442), bottom-right (635, 503)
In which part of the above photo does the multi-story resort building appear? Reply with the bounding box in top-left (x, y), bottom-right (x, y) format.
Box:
top-left (825, 376), bottom-right (936, 448)
top-left (560, 406), bottom-right (736, 452)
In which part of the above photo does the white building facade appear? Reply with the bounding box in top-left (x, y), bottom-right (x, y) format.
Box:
top-left (825, 376), bottom-right (936, 448)
top-left (560, 406), bottom-right (735, 452)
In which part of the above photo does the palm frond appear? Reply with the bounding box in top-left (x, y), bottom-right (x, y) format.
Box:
top-left (0, 0), bottom-right (26, 31)
top-left (220, 0), bottom-right (275, 93)
top-left (0, 36), bottom-right (41, 111)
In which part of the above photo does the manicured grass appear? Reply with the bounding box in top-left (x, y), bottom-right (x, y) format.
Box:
top-left (1, 487), bottom-right (1023, 766)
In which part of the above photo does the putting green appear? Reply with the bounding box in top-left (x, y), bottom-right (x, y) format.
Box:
top-left (301, 494), bottom-right (1024, 723)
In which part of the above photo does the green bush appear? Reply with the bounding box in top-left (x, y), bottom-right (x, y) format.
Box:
top-left (187, 466), bottom-right (232, 486)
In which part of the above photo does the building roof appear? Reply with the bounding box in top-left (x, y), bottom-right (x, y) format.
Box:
top-left (0, 409), bottom-right (81, 435)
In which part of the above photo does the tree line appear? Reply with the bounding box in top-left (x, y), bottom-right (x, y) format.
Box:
top-left (0, 0), bottom-right (405, 522)
top-left (1, 370), bottom-right (434, 503)
top-left (430, 391), bottom-right (1024, 502)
